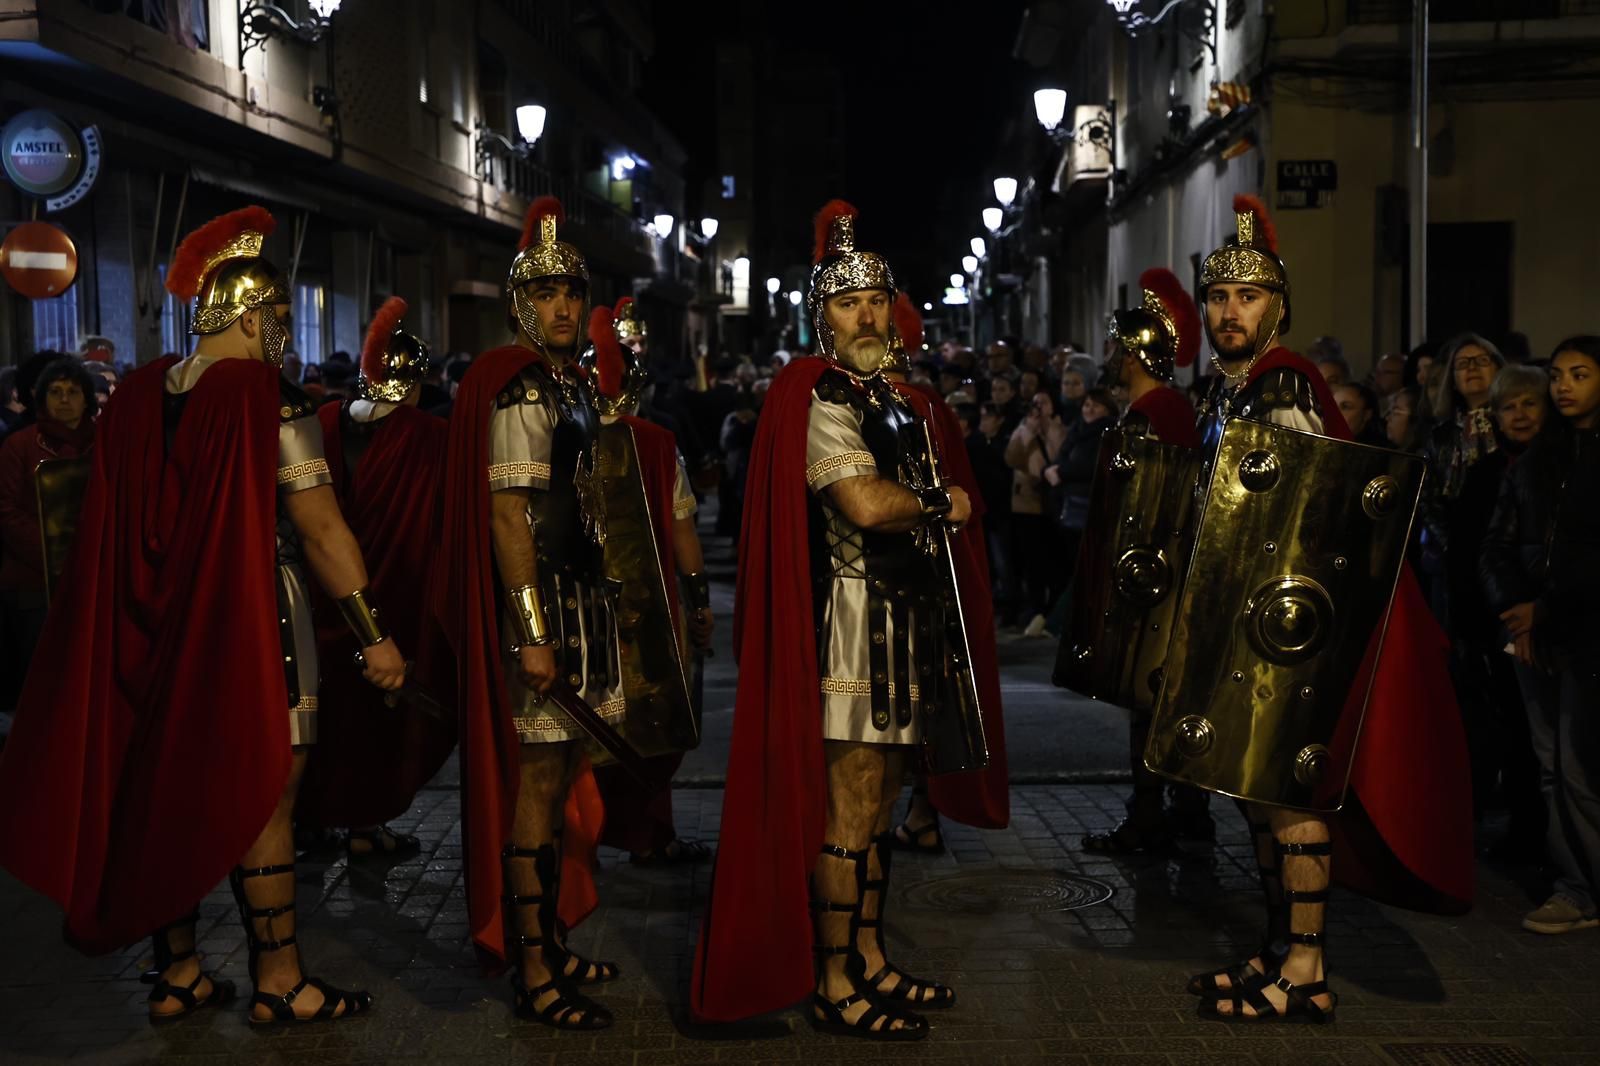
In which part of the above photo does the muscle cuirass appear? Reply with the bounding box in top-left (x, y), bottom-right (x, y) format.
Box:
top-left (497, 362), bottom-right (605, 581)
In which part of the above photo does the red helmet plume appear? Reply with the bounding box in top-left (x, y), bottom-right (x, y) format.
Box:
top-left (812, 199), bottom-right (858, 264)
top-left (893, 291), bottom-right (923, 355)
top-left (613, 296), bottom-right (635, 323)
top-left (1232, 193), bottom-right (1278, 255)
top-left (588, 305), bottom-right (624, 398)
top-left (361, 296), bottom-right (409, 382)
top-left (519, 195), bottom-right (566, 251)
top-left (1139, 268), bottom-right (1200, 369)
top-left (166, 205), bottom-right (276, 298)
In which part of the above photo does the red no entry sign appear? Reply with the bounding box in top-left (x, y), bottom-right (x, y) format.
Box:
top-left (0, 222), bottom-right (78, 299)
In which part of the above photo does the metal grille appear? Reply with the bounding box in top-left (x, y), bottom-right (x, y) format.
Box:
top-left (1382, 1044), bottom-right (1539, 1066)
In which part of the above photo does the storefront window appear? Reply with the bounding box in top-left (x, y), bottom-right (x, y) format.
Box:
top-left (31, 287), bottom-right (80, 354)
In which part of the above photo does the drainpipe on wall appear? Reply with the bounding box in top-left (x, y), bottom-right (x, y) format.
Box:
top-left (1408, 0), bottom-right (1428, 348)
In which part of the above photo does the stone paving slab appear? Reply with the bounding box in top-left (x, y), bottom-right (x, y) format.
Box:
top-left (1, 782), bottom-right (1594, 1065)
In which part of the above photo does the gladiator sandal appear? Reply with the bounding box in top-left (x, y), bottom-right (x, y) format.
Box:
top-left (145, 909), bottom-right (236, 1025)
top-left (345, 824), bottom-right (422, 861)
top-left (889, 785), bottom-right (946, 854)
top-left (500, 844), bottom-right (611, 1030)
top-left (546, 827), bottom-right (620, 984)
top-left (1187, 818), bottom-right (1289, 997)
top-left (809, 842), bottom-right (928, 1042)
top-left (1201, 839), bottom-right (1337, 1024)
top-left (228, 864), bottom-right (372, 1025)
top-left (856, 832), bottom-right (955, 1008)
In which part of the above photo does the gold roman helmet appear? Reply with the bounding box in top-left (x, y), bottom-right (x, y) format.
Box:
top-left (506, 195), bottom-right (588, 351)
top-left (1106, 267), bottom-right (1201, 384)
top-left (806, 199), bottom-right (898, 372)
top-left (166, 205), bottom-right (292, 365)
top-left (359, 296), bottom-right (430, 403)
top-left (1197, 194), bottom-right (1291, 359)
top-left (612, 295), bottom-right (647, 346)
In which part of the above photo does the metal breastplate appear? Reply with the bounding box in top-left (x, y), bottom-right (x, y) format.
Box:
top-left (507, 363), bottom-right (604, 580)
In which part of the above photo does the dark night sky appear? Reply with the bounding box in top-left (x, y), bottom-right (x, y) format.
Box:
top-left (645, 0), bottom-right (1035, 305)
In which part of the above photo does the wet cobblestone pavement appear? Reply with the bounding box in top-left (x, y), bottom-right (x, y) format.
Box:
top-left (2, 779), bottom-right (1595, 1065)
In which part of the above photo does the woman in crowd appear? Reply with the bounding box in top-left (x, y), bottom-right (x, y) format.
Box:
top-left (0, 358), bottom-right (98, 720)
top-left (1385, 385), bottom-right (1426, 452)
top-left (1005, 390), bottom-right (1069, 634)
top-left (1044, 386), bottom-right (1117, 627)
top-left (1334, 381), bottom-right (1388, 446)
top-left (1480, 337), bottom-right (1600, 935)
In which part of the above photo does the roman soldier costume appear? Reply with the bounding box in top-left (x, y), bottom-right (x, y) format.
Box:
top-left (0, 205), bottom-right (392, 1024)
top-left (692, 200), bottom-right (987, 1036)
top-left (296, 297), bottom-right (456, 845)
top-left (1151, 196), bottom-right (1472, 1021)
top-left (585, 302), bottom-right (710, 863)
top-left (1058, 268), bottom-right (1210, 853)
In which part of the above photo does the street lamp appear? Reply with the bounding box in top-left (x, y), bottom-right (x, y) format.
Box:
top-left (962, 254), bottom-right (979, 274)
top-left (515, 105), bottom-right (547, 146)
top-left (950, 273), bottom-right (966, 289)
top-left (982, 207), bottom-right (1004, 233)
top-left (993, 177), bottom-right (1018, 206)
top-left (970, 236), bottom-right (987, 258)
top-left (610, 155), bottom-right (636, 181)
top-left (242, 0), bottom-right (341, 54)
top-left (700, 217), bottom-right (720, 239)
top-left (652, 213), bottom-right (675, 237)
top-left (1034, 88), bottom-right (1068, 132)
top-left (923, 302), bottom-right (933, 311)
top-left (788, 290), bottom-right (802, 306)
top-left (766, 276), bottom-right (781, 294)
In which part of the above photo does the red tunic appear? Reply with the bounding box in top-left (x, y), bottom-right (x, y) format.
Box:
top-left (0, 358), bottom-right (291, 953)
top-left (1127, 384), bottom-right (1200, 449)
top-left (295, 402), bottom-right (457, 828)
top-left (1243, 348), bottom-right (1472, 913)
top-left (431, 346), bottom-right (606, 966)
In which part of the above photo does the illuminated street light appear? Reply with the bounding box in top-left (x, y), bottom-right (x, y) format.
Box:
top-left (962, 254), bottom-right (979, 274)
top-left (308, 0), bottom-right (341, 15)
top-left (993, 177), bottom-right (1018, 206)
top-left (766, 276), bottom-right (781, 294)
top-left (700, 217), bottom-right (720, 239)
top-left (652, 213), bottom-right (675, 237)
top-left (610, 155), bottom-right (636, 180)
top-left (950, 273), bottom-right (966, 289)
top-left (788, 290), bottom-right (803, 306)
top-left (970, 236), bottom-right (987, 258)
top-left (1034, 88), bottom-right (1068, 131)
top-left (515, 104), bottom-right (547, 146)
top-left (923, 302), bottom-right (933, 311)
top-left (982, 207), bottom-right (1004, 233)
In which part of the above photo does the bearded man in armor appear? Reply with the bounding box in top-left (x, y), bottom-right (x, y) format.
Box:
top-left (434, 197), bottom-right (623, 1031)
top-left (0, 206), bottom-right (406, 1025)
top-left (1156, 196), bottom-right (1472, 1023)
top-left (693, 200), bottom-right (992, 1042)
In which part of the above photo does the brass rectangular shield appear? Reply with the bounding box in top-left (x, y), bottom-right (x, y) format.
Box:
top-left (1144, 419), bottom-right (1424, 812)
top-left (34, 456), bottom-right (91, 603)
top-left (1054, 425), bottom-right (1200, 712)
top-left (595, 422), bottom-right (700, 760)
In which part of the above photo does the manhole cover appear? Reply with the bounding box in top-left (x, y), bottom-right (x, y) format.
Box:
top-left (900, 870), bottom-right (1112, 914)
top-left (1382, 1045), bottom-right (1538, 1066)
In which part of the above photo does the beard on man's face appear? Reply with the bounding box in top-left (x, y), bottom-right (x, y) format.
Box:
top-left (1211, 318), bottom-right (1256, 360)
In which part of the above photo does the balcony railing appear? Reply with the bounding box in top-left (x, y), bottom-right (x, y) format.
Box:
top-left (1349, 0), bottom-right (1600, 21)
top-left (485, 151), bottom-right (652, 259)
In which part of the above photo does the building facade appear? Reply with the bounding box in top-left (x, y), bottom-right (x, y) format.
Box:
top-left (1, 0), bottom-right (711, 368)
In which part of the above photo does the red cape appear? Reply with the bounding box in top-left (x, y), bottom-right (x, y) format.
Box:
top-left (903, 384), bottom-right (1009, 829)
top-left (431, 345), bottom-right (604, 966)
top-left (0, 357), bottom-right (290, 953)
top-left (596, 414), bottom-right (685, 854)
top-left (1129, 384), bottom-right (1201, 449)
top-left (296, 402), bottom-right (457, 828)
top-left (1248, 349), bottom-right (1473, 912)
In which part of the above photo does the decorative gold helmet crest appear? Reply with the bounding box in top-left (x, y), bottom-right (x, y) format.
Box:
top-left (1106, 268), bottom-right (1201, 384)
top-left (1198, 194), bottom-right (1291, 357)
top-left (805, 199), bottom-right (897, 371)
top-left (166, 205), bottom-right (289, 337)
top-left (506, 195), bottom-right (588, 351)
top-left (359, 296), bottom-right (430, 403)
top-left (612, 295), bottom-right (647, 343)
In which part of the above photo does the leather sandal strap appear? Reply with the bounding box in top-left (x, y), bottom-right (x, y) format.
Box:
top-left (1287, 931), bottom-right (1324, 945)
top-left (236, 863), bottom-right (295, 879)
top-left (820, 842), bottom-right (868, 861)
top-left (1283, 888), bottom-right (1330, 903)
top-left (810, 900), bottom-right (853, 913)
top-left (503, 892), bottom-right (544, 907)
top-left (501, 844), bottom-right (541, 859)
top-left (1275, 841), bottom-right (1333, 856)
top-left (812, 944), bottom-right (852, 957)
top-left (242, 901), bottom-right (296, 920)
top-left (253, 933), bottom-right (298, 952)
